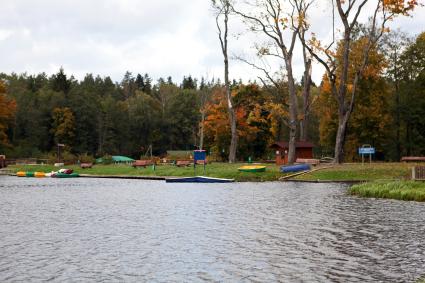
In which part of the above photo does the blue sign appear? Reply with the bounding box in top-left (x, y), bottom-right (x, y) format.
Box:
top-left (194, 150), bottom-right (206, 161)
top-left (358, 147), bottom-right (375, 154)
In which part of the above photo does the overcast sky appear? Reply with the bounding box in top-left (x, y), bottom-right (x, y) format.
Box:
top-left (1, 0), bottom-right (424, 85)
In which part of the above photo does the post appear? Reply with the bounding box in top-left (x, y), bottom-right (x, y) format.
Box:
top-left (412, 167), bottom-right (416, 180)
top-left (57, 143), bottom-right (65, 163)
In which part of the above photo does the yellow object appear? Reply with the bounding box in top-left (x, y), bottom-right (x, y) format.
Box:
top-left (238, 165), bottom-right (266, 172)
top-left (16, 171), bottom-right (26, 177)
top-left (34, 172), bottom-right (46, 178)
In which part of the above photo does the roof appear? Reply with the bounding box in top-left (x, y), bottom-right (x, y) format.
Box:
top-left (270, 141), bottom-right (314, 149)
top-left (112, 155), bottom-right (135, 162)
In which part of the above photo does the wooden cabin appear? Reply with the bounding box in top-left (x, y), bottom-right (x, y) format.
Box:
top-left (270, 141), bottom-right (314, 165)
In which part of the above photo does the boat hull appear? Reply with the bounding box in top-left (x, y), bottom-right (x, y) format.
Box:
top-left (238, 165), bottom-right (266, 172)
top-left (51, 173), bottom-right (80, 178)
top-left (280, 164), bottom-right (311, 173)
top-left (166, 176), bottom-right (234, 183)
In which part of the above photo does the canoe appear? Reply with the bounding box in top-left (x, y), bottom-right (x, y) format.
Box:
top-left (238, 165), bottom-right (266, 172)
top-left (166, 176), bottom-right (234, 183)
top-left (280, 164), bottom-right (311, 173)
top-left (51, 172), bottom-right (80, 178)
top-left (25, 172), bottom-right (35, 177)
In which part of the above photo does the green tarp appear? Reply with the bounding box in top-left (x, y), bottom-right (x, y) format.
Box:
top-left (112, 156), bottom-right (135, 162)
top-left (95, 156), bottom-right (135, 163)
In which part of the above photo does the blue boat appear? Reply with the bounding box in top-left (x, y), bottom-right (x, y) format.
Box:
top-left (280, 164), bottom-right (311, 173)
top-left (166, 176), bottom-right (234, 183)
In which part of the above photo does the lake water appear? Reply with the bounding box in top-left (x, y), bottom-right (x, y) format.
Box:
top-left (0, 176), bottom-right (424, 282)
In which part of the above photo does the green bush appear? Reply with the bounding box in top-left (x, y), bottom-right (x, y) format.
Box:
top-left (46, 150), bottom-right (77, 165)
top-left (77, 153), bottom-right (95, 164)
top-left (101, 154), bottom-right (113, 165)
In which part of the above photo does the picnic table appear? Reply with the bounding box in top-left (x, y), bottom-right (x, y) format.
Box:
top-left (401, 156), bottom-right (425, 162)
top-left (132, 160), bottom-right (154, 168)
top-left (176, 160), bottom-right (191, 167)
top-left (80, 162), bottom-right (93, 169)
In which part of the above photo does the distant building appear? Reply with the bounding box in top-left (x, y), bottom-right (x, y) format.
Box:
top-left (270, 141), bottom-right (314, 165)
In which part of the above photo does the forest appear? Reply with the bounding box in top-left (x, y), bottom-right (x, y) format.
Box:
top-left (0, 2), bottom-right (424, 164)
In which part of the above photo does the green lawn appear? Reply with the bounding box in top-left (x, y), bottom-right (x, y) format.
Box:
top-left (8, 162), bottom-right (421, 184)
top-left (293, 163), bottom-right (412, 181)
top-left (8, 162), bottom-right (284, 182)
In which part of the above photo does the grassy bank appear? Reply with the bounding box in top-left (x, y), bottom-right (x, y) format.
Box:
top-left (349, 181), bottom-right (425, 202)
top-left (293, 163), bottom-right (412, 181)
top-left (7, 163), bottom-right (284, 182)
top-left (7, 162), bottom-right (420, 184)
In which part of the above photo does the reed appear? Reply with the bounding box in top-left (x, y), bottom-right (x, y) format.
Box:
top-left (349, 181), bottom-right (425, 202)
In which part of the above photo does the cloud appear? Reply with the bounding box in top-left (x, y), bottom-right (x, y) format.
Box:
top-left (0, 0), bottom-right (423, 84)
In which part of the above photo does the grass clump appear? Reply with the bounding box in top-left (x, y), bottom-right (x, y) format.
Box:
top-left (349, 181), bottom-right (425, 202)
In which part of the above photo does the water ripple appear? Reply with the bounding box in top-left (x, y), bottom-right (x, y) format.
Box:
top-left (0, 176), bottom-right (424, 282)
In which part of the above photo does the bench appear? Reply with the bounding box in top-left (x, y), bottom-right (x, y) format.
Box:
top-left (80, 162), bottom-right (93, 169)
top-left (176, 160), bottom-right (192, 167)
top-left (132, 160), bottom-right (154, 168)
top-left (401, 156), bottom-right (425, 162)
top-left (296, 158), bottom-right (320, 166)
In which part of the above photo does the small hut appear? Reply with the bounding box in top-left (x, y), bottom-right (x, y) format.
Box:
top-left (270, 141), bottom-right (314, 165)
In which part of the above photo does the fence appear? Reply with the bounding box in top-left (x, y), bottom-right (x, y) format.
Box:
top-left (412, 166), bottom-right (425, 180)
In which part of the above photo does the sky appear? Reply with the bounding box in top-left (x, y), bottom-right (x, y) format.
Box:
top-left (1, 0), bottom-right (424, 85)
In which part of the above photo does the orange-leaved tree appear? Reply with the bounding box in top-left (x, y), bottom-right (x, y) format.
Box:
top-left (203, 84), bottom-right (273, 160)
top-left (0, 80), bottom-right (17, 149)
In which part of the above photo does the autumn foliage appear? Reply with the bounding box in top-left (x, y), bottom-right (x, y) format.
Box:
top-left (318, 37), bottom-right (392, 160)
top-left (203, 84), bottom-right (274, 160)
top-left (0, 81), bottom-right (16, 148)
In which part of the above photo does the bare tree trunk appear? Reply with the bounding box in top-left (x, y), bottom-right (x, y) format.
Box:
top-left (225, 53), bottom-right (237, 162)
top-left (199, 110), bottom-right (205, 150)
top-left (286, 58), bottom-right (297, 164)
top-left (215, 0), bottom-right (237, 163)
top-left (334, 111), bottom-right (349, 163)
top-left (300, 54), bottom-right (312, 141)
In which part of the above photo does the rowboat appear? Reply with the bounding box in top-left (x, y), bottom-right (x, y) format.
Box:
top-left (166, 176), bottom-right (234, 183)
top-left (238, 165), bottom-right (266, 172)
top-left (51, 172), bottom-right (80, 178)
top-left (280, 164), bottom-right (311, 173)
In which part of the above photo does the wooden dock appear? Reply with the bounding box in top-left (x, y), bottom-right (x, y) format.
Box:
top-left (78, 174), bottom-right (166, 180)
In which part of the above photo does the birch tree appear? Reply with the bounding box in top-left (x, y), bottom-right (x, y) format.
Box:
top-left (213, 0), bottom-right (238, 163)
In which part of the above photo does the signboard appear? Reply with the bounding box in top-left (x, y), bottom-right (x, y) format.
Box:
top-left (358, 145), bottom-right (375, 165)
top-left (358, 147), bottom-right (375, 154)
top-left (194, 150), bottom-right (206, 161)
top-left (194, 150), bottom-right (207, 174)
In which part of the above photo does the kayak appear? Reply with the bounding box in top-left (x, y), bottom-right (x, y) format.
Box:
top-left (166, 176), bottom-right (234, 183)
top-left (51, 172), bottom-right (80, 178)
top-left (280, 164), bottom-right (311, 173)
top-left (238, 165), bottom-right (266, 172)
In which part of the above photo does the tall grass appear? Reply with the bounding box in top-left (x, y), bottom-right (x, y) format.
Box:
top-left (350, 181), bottom-right (425, 202)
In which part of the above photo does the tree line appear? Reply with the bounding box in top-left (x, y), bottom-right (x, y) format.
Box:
top-left (0, 1), bottom-right (424, 163)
